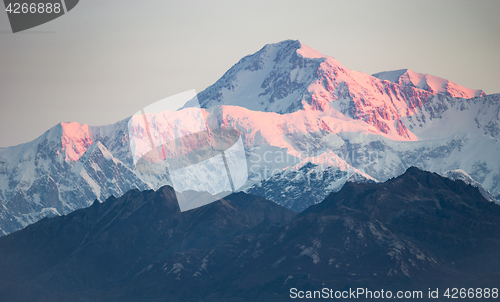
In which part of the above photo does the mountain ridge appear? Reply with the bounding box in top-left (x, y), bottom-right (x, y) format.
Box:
top-left (0, 40), bottom-right (499, 235)
top-left (0, 167), bottom-right (498, 301)
top-left (372, 68), bottom-right (485, 99)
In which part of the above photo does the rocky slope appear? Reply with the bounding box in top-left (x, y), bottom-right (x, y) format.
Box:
top-left (0, 168), bottom-right (498, 301)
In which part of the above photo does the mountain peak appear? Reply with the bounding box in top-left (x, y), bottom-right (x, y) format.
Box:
top-left (262, 39), bottom-right (301, 51)
top-left (43, 122), bottom-right (94, 162)
top-left (181, 40), bottom-right (497, 145)
top-left (261, 39), bottom-right (326, 59)
top-left (296, 42), bottom-right (327, 59)
top-left (192, 39), bottom-right (326, 114)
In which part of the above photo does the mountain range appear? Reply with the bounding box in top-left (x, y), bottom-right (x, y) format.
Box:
top-left (0, 39), bottom-right (499, 234)
top-left (0, 167), bottom-right (498, 301)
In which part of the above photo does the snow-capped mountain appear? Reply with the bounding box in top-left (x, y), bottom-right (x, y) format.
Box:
top-left (246, 161), bottom-right (377, 212)
top-left (186, 40), bottom-right (494, 142)
top-left (0, 121), bottom-right (154, 235)
top-left (0, 40), bottom-right (499, 235)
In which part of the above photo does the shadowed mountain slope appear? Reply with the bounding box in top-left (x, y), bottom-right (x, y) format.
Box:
top-left (0, 167), bottom-right (499, 301)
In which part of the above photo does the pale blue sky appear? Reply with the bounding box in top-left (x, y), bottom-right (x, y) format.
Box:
top-left (0, 0), bottom-right (499, 147)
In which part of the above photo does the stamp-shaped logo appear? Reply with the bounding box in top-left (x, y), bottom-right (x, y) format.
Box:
top-left (3, 0), bottom-right (79, 33)
top-left (128, 90), bottom-right (248, 211)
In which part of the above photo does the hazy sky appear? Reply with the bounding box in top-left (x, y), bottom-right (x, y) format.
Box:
top-left (1, 0), bottom-right (499, 147)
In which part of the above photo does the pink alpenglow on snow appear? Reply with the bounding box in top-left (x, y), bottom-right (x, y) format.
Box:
top-left (191, 40), bottom-right (487, 143)
top-left (372, 69), bottom-right (485, 99)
